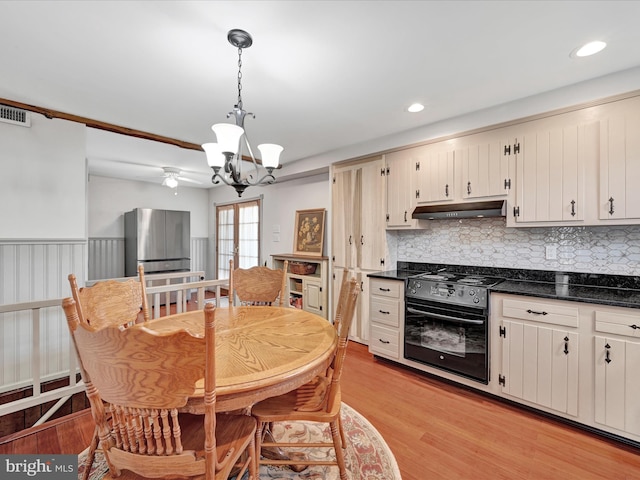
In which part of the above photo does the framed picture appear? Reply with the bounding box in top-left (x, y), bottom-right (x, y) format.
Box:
top-left (293, 208), bottom-right (326, 256)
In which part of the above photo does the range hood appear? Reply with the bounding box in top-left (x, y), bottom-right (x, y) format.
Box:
top-left (412, 200), bottom-right (506, 220)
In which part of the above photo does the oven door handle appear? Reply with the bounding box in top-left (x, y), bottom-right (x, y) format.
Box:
top-left (406, 307), bottom-right (485, 325)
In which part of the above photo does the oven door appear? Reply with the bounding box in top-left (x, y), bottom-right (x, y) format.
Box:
top-left (404, 297), bottom-right (488, 384)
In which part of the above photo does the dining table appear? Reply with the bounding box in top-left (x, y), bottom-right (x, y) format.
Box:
top-left (137, 304), bottom-right (337, 412)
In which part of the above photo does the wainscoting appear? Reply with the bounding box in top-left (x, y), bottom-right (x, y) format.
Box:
top-left (0, 240), bottom-right (86, 393)
top-left (87, 237), bottom-right (209, 280)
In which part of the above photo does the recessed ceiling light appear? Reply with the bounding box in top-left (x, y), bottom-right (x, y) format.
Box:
top-left (573, 40), bottom-right (607, 58)
top-left (408, 103), bottom-right (424, 113)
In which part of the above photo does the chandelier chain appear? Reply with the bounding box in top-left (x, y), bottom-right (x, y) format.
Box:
top-left (236, 47), bottom-right (243, 110)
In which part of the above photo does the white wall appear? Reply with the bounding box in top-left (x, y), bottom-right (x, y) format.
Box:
top-left (87, 175), bottom-right (209, 238)
top-left (0, 114), bottom-right (86, 239)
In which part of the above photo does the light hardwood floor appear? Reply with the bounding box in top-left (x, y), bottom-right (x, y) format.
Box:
top-left (1, 341), bottom-right (639, 480)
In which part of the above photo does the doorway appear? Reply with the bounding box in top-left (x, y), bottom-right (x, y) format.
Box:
top-left (216, 199), bottom-right (261, 280)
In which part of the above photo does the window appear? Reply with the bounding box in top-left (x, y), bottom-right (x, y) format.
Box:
top-left (216, 199), bottom-right (261, 279)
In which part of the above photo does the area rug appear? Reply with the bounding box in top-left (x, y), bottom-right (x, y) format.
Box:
top-left (77, 402), bottom-right (401, 480)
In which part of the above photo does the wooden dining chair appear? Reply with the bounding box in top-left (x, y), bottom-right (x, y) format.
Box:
top-left (251, 278), bottom-right (359, 480)
top-left (333, 267), bottom-right (350, 331)
top-left (68, 264), bottom-right (150, 329)
top-left (62, 299), bottom-right (257, 480)
top-left (228, 259), bottom-right (288, 307)
top-left (68, 265), bottom-right (151, 479)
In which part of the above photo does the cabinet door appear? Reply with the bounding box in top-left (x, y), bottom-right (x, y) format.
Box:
top-left (331, 169), bottom-right (355, 268)
top-left (600, 107), bottom-right (640, 220)
top-left (359, 159), bottom-right (387, 270)
top-left (385, 151), bottom-right (416, 228)
top-left (501, 320), bottom-right (578, 416)
top-left (354, 272), bottom-right (370, 343)
top-left (594, 336), bottom-right (640, 435)
top-left (415, 147), bottom-right (455, 203)
top-left (303, 279), bottom-right (323, 317)
top-left (460, 136), bottom-right (510, 199)
top-left (513, 123), bottom-right (589, 223)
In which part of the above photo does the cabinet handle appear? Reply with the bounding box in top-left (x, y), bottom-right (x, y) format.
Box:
top-left (630, 324), bottom-right (639, 330)
top-left (404, 211), bottom-right (407, 222)
top-left (379, 287), bottom-right (391, 292)
top-left (608, 197), bottom-right (615, 215)
top-left (378, 338), bottom-right (390, 344)
top-left (467, 181), bottom-right (472, 195)
top-left (348, 235), bottom-right (352, 245)
top-left (361, 235), bottom-right (364, 245)
top-left (379, 310), bottom-right (390, 315)
top-left (605, 343), bottom-right (612, 364)
top-left (445, 184), bottom-right (449, 197)
top-left (570, 200), bottom-right (576, 217)
top-left (564, 336), bottom-right (569, 355)
top-left (526, 309), bottom-right (548, 316)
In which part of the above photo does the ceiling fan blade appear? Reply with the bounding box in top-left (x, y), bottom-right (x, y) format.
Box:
top-left (178, 176), bottom-right (202, 185)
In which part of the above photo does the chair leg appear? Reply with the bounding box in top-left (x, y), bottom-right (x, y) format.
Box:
top-left (330, 420), bottom-right (348, 480)
top-left (338, 414), bottom-right (346, 449)
top-left (81, 426), bottom-right (100, 480)
top-left (255, 421), bottom-right (264, 467)
top-left (249, 432), bottom-right (258, 480)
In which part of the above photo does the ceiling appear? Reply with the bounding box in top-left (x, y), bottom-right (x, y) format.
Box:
top-left (2, 1), bottom-right (640, 189)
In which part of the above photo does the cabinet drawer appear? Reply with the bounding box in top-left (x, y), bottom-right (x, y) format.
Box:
top-left (595, 310), bottom-right (640, 338)
top-left (502, 298), bottom-right (578, 328)
top-left (370, 278), bottom-right (402, 299)
top-left (370, 297), bottom-right (400, 327)
top-left (369, 325), bottom-right (400, 359)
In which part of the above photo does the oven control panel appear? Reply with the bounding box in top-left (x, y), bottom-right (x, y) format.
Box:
top-left (406, 280), bottom-right (488, 308)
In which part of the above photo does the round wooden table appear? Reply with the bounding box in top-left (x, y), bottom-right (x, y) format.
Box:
top-left (140, 305), bottom-right (337, 412)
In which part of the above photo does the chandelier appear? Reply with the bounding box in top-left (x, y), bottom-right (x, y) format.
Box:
top-left (202, 29), bottom-right (283, 197)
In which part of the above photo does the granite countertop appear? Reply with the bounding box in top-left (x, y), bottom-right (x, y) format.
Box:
top-left (368, 263), bottom-right (640, 309)
top-left (490, 279), bottom-right (640, 309)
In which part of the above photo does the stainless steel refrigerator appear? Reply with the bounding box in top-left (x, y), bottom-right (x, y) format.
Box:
top-left (124, 208), bottom-right (191, 277)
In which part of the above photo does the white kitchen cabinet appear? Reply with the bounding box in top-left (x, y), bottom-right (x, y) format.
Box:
top-left (272, 254), bottom-right (328, 319)
top-left (415, 145), bottom-right (455, 204)
top-left (331, 168), bottom-right (354, 269)
top-left (496, 296), bottom-right (579, 416)
top-left (332, 267), bottom-right (371, 343)
top-left (385, 150), bottom-right (418, 229)
top-left (599, 98), bottom-right (640, 220)
top-left (509, 122), bottom-right (595, 225)
top-left (459, 133), bottom-right (511, 200)
top-left (368, 277), bottom-right (404, 360)
top-left (331, 156), bottom-right (387, 344)
top-left (594, 305), bottom-right (640, 436)
top-left (332, 157), bottom-right (387, 270)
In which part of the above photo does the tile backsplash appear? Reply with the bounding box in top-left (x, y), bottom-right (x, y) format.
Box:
top-left (392, 218), bottom-right (640, 276)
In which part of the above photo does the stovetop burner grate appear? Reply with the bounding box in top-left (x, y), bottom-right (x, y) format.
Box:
top-left (410, 272), bottom-right (503, 287)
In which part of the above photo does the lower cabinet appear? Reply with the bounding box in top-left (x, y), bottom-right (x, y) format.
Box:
top-left (496, 296), bottom-right (579, 416)
top-left (500, 320), bottom-right (579, 416)
top-left (491, 293), bottom-right (640, 444)
top-left (272, 254), bottom-right (328, 319)
top-left (368, 278), bottom-right (404, 360)
top-left (593, 307), bottom-right (640, 436)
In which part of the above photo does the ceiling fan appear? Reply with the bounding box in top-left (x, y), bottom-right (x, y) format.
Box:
top-left (158, 167), bottom-right (202, 189)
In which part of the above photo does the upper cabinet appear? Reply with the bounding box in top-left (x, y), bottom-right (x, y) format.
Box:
top-left (332, 156), bottom-right (387, 271)
top-left (599, 100), bottom-right (640, 221)
top-left (385, 149), bottom-right (418, 229)
top-left (415, 146), bottom-right (455, 204)
top-left (508, 122), bottom-right (595, 226)
top-left (459, 133), bottom-right (511, 200)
